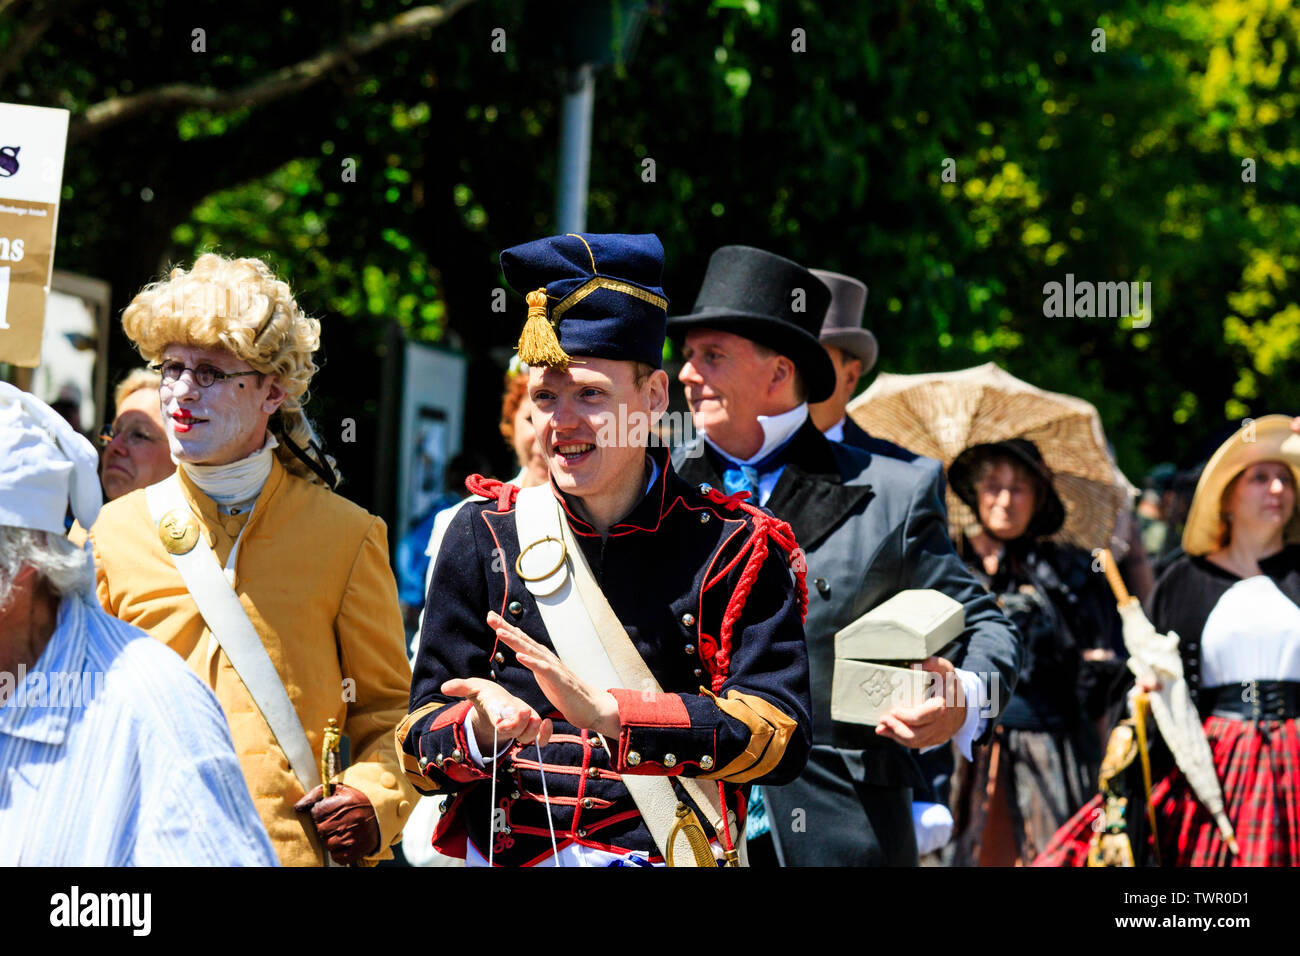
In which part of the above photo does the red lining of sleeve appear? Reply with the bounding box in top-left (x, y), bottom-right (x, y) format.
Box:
top-left (430, 699), bottom-right (473, 731)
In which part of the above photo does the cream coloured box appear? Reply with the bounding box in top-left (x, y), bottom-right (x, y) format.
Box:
top-left (833, 589), bottom-right (964, 662)
top-left (830, 659), bottom-right (934, 726)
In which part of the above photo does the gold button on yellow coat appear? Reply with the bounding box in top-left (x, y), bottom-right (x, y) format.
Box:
top-left (85, 458), bottom-right (418, 866)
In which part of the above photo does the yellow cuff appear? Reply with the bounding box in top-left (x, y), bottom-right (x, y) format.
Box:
top-left (698, 688), bottom-right (798, 784)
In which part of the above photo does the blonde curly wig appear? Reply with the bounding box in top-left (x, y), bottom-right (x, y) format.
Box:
top-left (121, 253), bottom-right (339, 486)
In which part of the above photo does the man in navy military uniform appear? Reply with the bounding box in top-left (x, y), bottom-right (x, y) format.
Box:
top-left (670, 245), bottom-right (1020, 866)
top-left (396, 233), bottom-right (812, 866)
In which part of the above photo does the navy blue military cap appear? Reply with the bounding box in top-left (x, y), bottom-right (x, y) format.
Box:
top-left (501, 233), bottom-right (669, 369)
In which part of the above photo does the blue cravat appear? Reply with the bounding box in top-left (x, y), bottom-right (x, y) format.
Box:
top-left (721, 463), bottom-right (760, 498)
top-left (718, 435), bottom-right (796, 503)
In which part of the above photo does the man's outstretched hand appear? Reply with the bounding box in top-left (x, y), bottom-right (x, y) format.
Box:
top-left (441, 611), bottom-right (622, 755)
top-left (487, 611), bottom-right (621, 738)
top-left (439, 674), bottom-right (553, 753)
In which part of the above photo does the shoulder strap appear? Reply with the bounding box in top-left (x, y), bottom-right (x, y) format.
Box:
top-left (145, 475), bottom-right (323, 799)
top-left (513, 484), bottom-right (743, 866)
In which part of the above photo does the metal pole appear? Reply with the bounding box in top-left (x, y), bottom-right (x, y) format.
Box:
top-left (555, 63), bottom-right (595, 234)
top-left (375, 320), bottom-right (403, 555)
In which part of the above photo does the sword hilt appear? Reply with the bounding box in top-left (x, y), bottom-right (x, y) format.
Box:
top-left (321, 718), bottom-right (341, 799)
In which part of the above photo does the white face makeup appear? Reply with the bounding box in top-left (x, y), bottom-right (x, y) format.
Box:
top-left (157, 344), bottom-right (285, 466)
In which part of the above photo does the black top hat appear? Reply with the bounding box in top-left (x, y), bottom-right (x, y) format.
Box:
top-left (811, 269), bottom-right (878, 374)
top-left (666, 246), bottom-right (836, 402)
top-left (948, 438), bottom-right (1066, 539)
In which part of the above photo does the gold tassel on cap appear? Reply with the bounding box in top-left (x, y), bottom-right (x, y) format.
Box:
top-left (516, 288), bottom-right (570, 369)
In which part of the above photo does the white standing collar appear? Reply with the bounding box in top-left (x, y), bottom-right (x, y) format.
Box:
top-left (704, 403), bottom-right (808, 465)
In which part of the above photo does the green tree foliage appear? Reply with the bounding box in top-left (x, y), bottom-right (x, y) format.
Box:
top-left (4, 0), bottom-right (1298, 497)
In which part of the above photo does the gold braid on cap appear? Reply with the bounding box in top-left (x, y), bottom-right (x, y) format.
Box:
top-left (516, 289), bottom-right (570, 369)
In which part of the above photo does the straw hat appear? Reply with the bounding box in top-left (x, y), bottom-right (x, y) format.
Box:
top-left (1181, 414), bottom-right (1300, 556)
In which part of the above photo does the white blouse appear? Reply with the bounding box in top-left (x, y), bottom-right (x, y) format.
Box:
top-left (1200, 575), bottom-right (1300, 685)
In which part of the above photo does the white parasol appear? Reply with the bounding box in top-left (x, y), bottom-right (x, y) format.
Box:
top-left (1099, 550), bottom-right (1238, 855)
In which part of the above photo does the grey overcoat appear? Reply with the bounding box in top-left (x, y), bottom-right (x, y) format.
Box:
top-left (673, 419), bottom-right (1021, 865)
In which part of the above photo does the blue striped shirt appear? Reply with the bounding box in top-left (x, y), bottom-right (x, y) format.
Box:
top-left (0, 591), bottom-right (278, 866)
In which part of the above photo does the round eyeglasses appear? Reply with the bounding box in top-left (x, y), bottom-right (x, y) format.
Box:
top-left (151, 360), bottom-right (263, 389)
top-left (97, 423), bottom-right (163, 449)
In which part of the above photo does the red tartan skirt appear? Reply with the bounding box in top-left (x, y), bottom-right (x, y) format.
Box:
top-left (1033, 715), bottom-right (1300, 867)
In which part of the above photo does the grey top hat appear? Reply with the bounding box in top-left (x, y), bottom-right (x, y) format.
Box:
top-left (811, 269), bottom-right (878, 374)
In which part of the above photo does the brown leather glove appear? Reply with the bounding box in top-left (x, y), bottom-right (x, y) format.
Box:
top-left (294, 783), bottom-right (381, 865)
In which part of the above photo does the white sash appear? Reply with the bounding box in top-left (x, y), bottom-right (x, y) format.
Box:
top-left (145, 475), bottom-right (323, 800)
top-left (513, 484), bottom-right (744, 866)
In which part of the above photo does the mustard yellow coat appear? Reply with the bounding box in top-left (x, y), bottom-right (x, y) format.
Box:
top-left (84, 458), bottom-right (418, 865)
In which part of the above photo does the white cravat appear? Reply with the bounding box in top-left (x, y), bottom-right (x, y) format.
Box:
top-left (179, 433), bottom-right (279, 514)
top-left (701, 404), bottom-right (808, 506)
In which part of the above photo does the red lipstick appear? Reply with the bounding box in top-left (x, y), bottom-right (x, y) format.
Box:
top-left (172, 410), bottom-right (198, 433)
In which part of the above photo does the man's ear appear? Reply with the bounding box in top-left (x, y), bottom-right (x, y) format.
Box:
top-left (842, 358), bottom-right (863, 391)
top-left (260, 376), bottom-right (288, 415)
top-left (645, 369), bottom-right (670, 417)
top-left (769, 355), bottom-right (797, 395)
